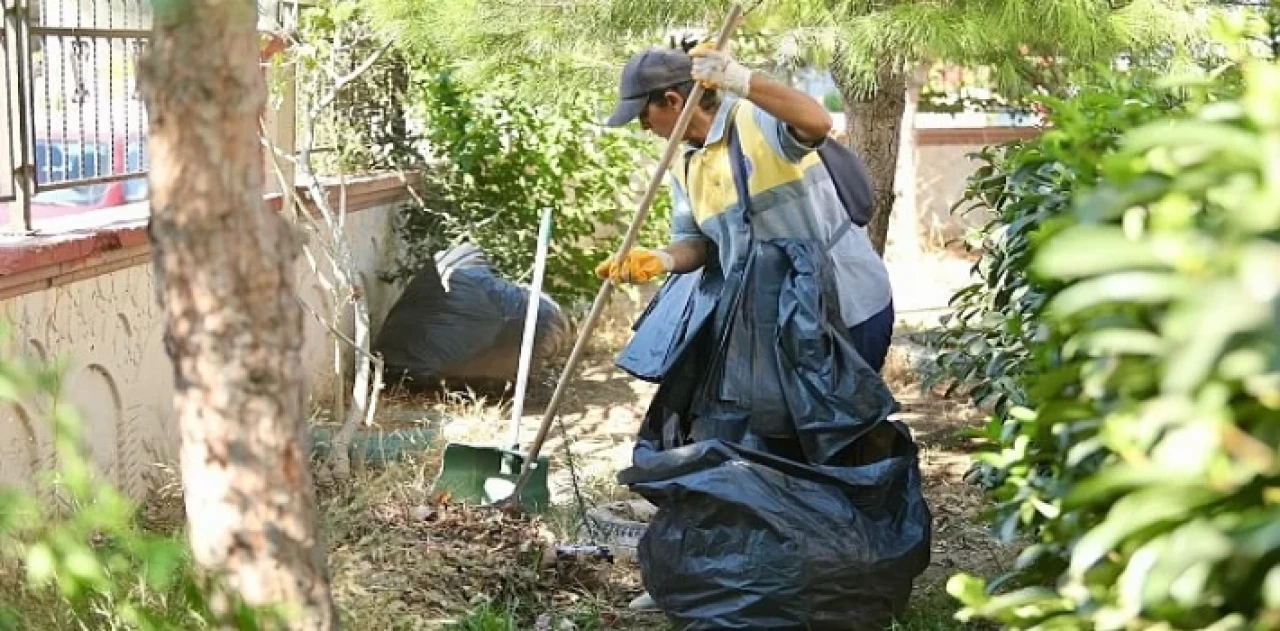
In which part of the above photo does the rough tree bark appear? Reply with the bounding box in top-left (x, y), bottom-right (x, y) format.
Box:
top-left (137, 1), bottom-right (338, 628)
top-left (892, 64), bottom-right (925, 254)
top-left (836, 63), bottom-right (907, 256)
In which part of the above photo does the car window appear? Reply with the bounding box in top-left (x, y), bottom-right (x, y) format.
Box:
top-left (35, 141), bottom-right (109, 183)
top-left (32, 141), bottom-right (112, 206)
top-left (123, 141), bottom-right (149, 203)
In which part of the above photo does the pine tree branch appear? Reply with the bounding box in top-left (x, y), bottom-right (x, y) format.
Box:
top-left (365, 0), bottom-right (1212, 99)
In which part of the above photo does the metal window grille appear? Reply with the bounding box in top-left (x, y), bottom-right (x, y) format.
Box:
top-left (1, 17), bottom-right (16, 202)
top-left (28, 0), bottom-right (151, 204)
top-left (2, 0), bottom-right (302, 232)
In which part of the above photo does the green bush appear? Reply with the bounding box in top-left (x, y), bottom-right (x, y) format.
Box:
top-left (292, 1), bottom-right (418, 176)
top-left (924, 69), bottom-right (1194, 489)
top-left (0, 337), bottom-right (277, 630)
top-left (941, 23), bottom-right (1278, 631)
top-left (388, 68), bottom-right (671, 305)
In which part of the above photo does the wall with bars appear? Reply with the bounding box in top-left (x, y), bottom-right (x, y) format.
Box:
top-left (21, 0), bottom-right (151, 225)
top-left (4, 0), bottom-right (299, 231)
top-left (0, 175), bottom-right (410, 501)
top-left (2, 33), bottom-right (14, 204)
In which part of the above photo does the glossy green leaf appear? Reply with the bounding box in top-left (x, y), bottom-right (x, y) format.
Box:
top-left (1064, 329), bottom-right (1166, 358)
top-left (1238, 242), bottom-right (1280, 302)
top-left (1071, 488), bottom-right (1220, 575)
top-left (968, 586), bottom-right (1075, 622)
top-left (1123, 121), bottom-right (1264, 164)
top-left (1242, 63), bottom-right (1280, 128)
top-left (1034, 226), bottom-right (1165, 280)
top-left (946, 573), bottom-right (989, 606)
top-left (141, 541), bottom-right (187, 590)
top-left (62, 546), bottom-right (104, 585)
top-left (1049, 271), bottom-right (1192, 318)
top-left (1075, 174), bottom-right (1171, 222)
top-left (1163, 283), bottom-right (1270, 394)
top-left (1264, 565), bottom-right (1280, 609)
top-left (1124, 521), bottom-right (1233, 612)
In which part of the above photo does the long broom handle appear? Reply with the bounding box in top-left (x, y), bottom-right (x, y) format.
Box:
top-left (508, 207), bottom-right (554, 448)
top-left (510, 3), bottom-right (747, 501)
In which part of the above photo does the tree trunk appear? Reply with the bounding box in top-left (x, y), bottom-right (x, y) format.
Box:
top-left (892, 65), bottom-right (926, 255)
top-left (137, 1), bottom-right (338, 629)
top-left (836, 64), bottom-right (907, 256)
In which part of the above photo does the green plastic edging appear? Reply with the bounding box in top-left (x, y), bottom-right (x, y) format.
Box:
top-left (309, 425), bottom-right (439, 464)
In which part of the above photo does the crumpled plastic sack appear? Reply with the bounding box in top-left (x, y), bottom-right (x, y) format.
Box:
top-left (615, 236), bottom-right (932, 629)
top-left (616, 266), bottom-right (722, 383)
top-left (375, 243), bottom-right (570, 389)
top-left (620, 422), bottom-right (931, 630)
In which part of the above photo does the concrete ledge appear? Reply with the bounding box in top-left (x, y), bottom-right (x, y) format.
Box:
top-left (916, 126), bottom-right (1041, 146)
top-left (0, 243), bottom-right (151, 301)
top-left (0, 171), bottom-right (417, 300)
top-left (293, 171), bottom-right (423, 215)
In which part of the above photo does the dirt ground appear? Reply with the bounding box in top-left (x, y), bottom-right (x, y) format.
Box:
top-left (314, 249), bottom-right (1016, 629)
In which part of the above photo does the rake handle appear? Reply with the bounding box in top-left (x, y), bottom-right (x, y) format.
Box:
top-left (508, 3), bottom-right (747, 503)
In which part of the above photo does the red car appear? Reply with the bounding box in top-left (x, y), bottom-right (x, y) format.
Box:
top-left (0, 133), bottom-right (148, 224)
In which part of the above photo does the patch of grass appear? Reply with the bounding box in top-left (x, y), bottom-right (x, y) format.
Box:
top-left (446, 590), bottom-right (983, 631)
top-left (0, 564), bottom-right (70, 630)
top-left (442, 602), bottom-right (521, 630)
top-left (318, 441), bottom-right (651, 628)
top-left (0, 538), bottom-right (217, 631)
top-left (893, 590), bottom-right (992, 631)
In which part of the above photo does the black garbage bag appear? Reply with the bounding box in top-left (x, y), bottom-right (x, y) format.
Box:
top-left (621, 424), bottom-right (930, 630)
top-left (615, 236), bottom-right (932, 630)
top-left (615, 265), bottom-right (722, 384)
top-left (375, 243), bottom-right (571, 390)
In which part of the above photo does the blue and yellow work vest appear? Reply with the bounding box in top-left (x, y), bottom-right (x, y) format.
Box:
top-left (667, 98), bottom-right (892, 328)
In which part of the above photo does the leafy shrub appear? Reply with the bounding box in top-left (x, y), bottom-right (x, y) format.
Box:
top-left (822, 89), bottom-right (842, 113)
top-left (943, 25), bottom-right (1278, 631)
top-left (925, 70), bottom-right (1198, 491)
top-left (291, 0), bottom-right (419, 175)
top-left (0, 338), bottom-right (276, 630)
top-left (388, 68), bottom-right (671, 305)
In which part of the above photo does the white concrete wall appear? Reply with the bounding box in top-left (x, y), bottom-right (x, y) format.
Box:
top-left (0, 202), bottom-right (402, 499)
top-left (297, 205), bottom-right (405, 406)
top-left (912, 143), bottom-right (991, 249)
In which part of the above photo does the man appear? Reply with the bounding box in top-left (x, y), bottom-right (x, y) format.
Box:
top-left (598, 42), bottom-right (897, 613)
top-left (597, 43), bottom-right (895, 372)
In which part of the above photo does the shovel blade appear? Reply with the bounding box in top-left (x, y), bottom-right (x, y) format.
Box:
top-left (431, 442), bottom-right (552, 511)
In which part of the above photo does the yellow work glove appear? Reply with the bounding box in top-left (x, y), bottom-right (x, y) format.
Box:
top-left (594, 248), bottom-right (674, 284)
top-left (689, 41), bottom-right (752, 98)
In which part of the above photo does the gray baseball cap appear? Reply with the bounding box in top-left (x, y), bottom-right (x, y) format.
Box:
top-left (605, 48), bottom-right (694, 127)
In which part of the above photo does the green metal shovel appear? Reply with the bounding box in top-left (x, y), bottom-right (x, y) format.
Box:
top-left (431, 207), bottom-right (554, 511)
